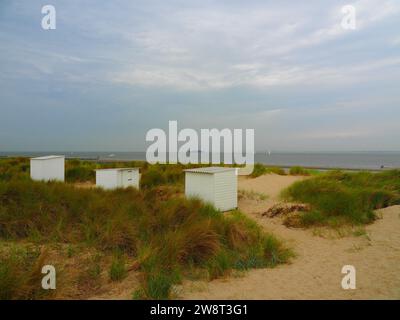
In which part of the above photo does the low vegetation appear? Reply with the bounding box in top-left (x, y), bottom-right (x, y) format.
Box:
top-left (0, 245), bottom-right (50, 300)
top-left (250, 163), bottom-right (286, 177)
top-left (0, 158), bottom-right (220, 189)
top-left (282, 170), bottom-right (400, 227)
top-left (288, 166), bottom-right (320, 176)
top-left (0, 157), bottom-right (30, 181)
top-left (250, 163), bottom-right (321, 178)
top-left (0, 158), bottom-right (292, 299)
top-left (109, 252), bottom-right (128, 282)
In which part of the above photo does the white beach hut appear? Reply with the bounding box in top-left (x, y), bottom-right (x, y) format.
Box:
top-left (95, 168), bottom-right (140, 190)
top-left (30, 155), bottom-right (65, 182)
top-left (184, 167), bottom-right (237, 211)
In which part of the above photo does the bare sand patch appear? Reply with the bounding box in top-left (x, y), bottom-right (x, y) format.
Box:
top-left (239, 174), bottom-right (305, 201)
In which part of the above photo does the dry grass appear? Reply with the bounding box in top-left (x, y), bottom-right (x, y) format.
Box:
top-left (0, 245), bottom-right (51, 300)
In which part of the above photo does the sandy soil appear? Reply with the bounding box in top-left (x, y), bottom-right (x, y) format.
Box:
top-left (179, 174), bottom-right (400, 300)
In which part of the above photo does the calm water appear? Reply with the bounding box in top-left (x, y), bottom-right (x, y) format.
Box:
top-left (1, 151), bottom-right (400, 170)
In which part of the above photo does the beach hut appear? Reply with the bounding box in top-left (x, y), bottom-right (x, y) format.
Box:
top-left (30, 155), bottom-right (65, 182)
top-left (95, 168), bottom-right (140, 190)
top-left (184, 167), bottom-right (237, 211)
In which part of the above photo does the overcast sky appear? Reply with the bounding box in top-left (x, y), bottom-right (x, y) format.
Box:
top-left (0, 0), bottom-right (399, 152)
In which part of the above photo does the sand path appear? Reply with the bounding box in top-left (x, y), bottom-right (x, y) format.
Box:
top-left (179, 174), bottom-right (400, 299)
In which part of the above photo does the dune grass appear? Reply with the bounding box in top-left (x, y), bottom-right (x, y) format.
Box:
top-left (109, 251), bottom-right (128, 282)
top-left (282, 170), bottom-right (400, 227)
top-left (250, 163), bottom-right (321, 178)
top-left (250, 163), bottom-right (286, 177)
top-left (0, 158), bottom-right (218, 189)
top-left (0, 177), bottom-right (292, 299)
top-left (0, 245), bottom-right (50, 300)
top-left (288, 166), bottom-right (321, 176)
top-left (0, 158), bottom-right (31, 181)
top-left (0, 158), bottom-right (320, 184)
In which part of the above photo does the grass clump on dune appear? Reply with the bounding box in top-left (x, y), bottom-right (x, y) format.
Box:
top-left (289, 166), bottom-right (308, 176)
top-left (282, 170), bottom-right (400, 227)
top-left (250, 163), bottom-right (321, 178)
top-left (109, 251), bottom-right (128, 282)
top-left (0, 179), bottom-right (292, 300)
top-left (132, 204), bottom-right (293, 299)
top-left (288, 166), bottom-right (321, 176)
top-left (250, 163), bottom-right (286, 178)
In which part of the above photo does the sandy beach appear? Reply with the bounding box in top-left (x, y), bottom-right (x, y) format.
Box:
top-left (178, 174), bottom-right (400, 299)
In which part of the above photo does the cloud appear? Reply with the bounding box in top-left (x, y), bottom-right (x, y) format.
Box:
top-left (99, 0), bottom-right (400, 91)
top-left (110, 55), bottom-right (400, 90)
top-left (296, 130), bottom-right (371, 140)
top-left (4, 0), bottom-right (400, 91)
top-left (1, 0), bottom-right (400, 151)
top-left (391, 37), bottom-right (400, 45)
top-left (355, 0), bottom-right (400, 26)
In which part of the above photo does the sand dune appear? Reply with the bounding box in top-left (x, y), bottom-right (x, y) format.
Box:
top-left (180, 174), bottom-right (400, 300)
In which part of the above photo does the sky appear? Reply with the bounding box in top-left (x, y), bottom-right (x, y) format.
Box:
top-left (0, 0), bottom-right (399, 152)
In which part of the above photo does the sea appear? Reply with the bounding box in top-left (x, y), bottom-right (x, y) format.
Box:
top-left (1, 151), bottom-right (400, 171)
